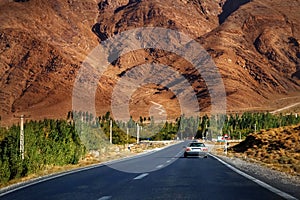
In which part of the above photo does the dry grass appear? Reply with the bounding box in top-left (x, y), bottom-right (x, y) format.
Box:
top-left (224, 124), bottom-right (300, 176)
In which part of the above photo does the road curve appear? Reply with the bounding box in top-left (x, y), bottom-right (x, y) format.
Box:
top-left (0, 142), bottom-right (297, 200)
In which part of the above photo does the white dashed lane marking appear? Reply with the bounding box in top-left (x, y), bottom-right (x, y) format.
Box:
top-left (98, 196), bottom-right (112, 200)
top-left (133, 173), bottom-right (149, 180)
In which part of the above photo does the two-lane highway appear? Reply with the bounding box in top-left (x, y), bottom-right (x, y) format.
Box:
top-left (0, 142), bottom-right (296, 200)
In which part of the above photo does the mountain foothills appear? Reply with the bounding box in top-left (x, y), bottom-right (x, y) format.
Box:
top-left (0, 0), bottom-right (300, 124)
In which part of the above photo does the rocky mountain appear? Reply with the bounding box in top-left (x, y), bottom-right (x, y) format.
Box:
top-left (200, 0), bottom-right (300, 109)
top-left (0, 0), bottom-right (300, 124)
top-left (0, 0), bottom-right (99, 124)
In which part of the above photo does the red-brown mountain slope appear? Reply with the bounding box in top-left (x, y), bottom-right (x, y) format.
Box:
top-left (0, 0), bottom-right (300, 124)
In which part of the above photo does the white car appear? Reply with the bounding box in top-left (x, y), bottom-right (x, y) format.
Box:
top-left (184, 142), bottom-right (208, 158)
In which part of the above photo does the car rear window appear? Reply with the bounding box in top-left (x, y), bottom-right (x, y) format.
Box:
top-left (189, 143), bottom-right (205, 147)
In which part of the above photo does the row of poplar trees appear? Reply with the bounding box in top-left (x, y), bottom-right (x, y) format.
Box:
top-left (0, 119), bottom-right (85, 185)
top-left (0, 111), bottom-right (299, 185)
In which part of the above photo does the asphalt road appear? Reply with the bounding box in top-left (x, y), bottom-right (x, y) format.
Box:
top-left (0, 141), bottom-right (295, 200)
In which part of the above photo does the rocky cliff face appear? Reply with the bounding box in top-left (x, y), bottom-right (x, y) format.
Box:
top-left (93, 0), bottom-right (224, 39)
top-left (0, 0), bottom-right (300, 124)
top-left (200, 0), bottom-right (300, 108)
top-left (0, 0), bottom-right (99, 123)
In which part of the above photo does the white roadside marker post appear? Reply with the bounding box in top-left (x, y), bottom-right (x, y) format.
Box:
top-left (137, 124), bottom-right (140, 144)
top-left (110, 120), bottom-right (112, 144)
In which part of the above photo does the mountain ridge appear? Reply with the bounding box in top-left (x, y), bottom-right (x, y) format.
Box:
top-left (0, 0), bottom-right (300, 125)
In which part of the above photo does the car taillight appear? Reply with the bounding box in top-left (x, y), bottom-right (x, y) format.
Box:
top-left (203, 148), bottom-right (208, 151)
top-left (186, 147), bottom-right (191, 152)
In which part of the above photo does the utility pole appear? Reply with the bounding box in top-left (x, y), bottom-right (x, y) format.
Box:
top-left (110, 120), bottom-right (112, 144)
top-left (14, 115), bottom-right (30, 160)
top-left (126, 127), bottom-right (129, 145)
top-left (136, 124), bottom-right (140, 144)
top-left (20, 115), bottom-right (24, 160)
top-left (254, 124), bottom-right (257, 133)
top-left (180, 120), bottom-right (183, 140)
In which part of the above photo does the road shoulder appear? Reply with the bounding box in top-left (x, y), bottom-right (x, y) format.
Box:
top-left (212, 154), bottom-right (300, 199)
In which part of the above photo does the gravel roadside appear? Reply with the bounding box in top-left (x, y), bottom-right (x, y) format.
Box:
top-left (214, 154), bottom-right (300, 199)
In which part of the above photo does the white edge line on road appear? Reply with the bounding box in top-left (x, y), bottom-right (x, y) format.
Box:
top-left (0, 141), bottom-right (184, 197)
top-left (0, 163), bottom-right (103, 197)
top-left (210, 154), bottom-right (298, 200)
top-left (133, 173), bottom-right (149, 180)
top-left (98, 196), bottom-right (112, 200)
top-left (156, 164), bottom-right (164, 169)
